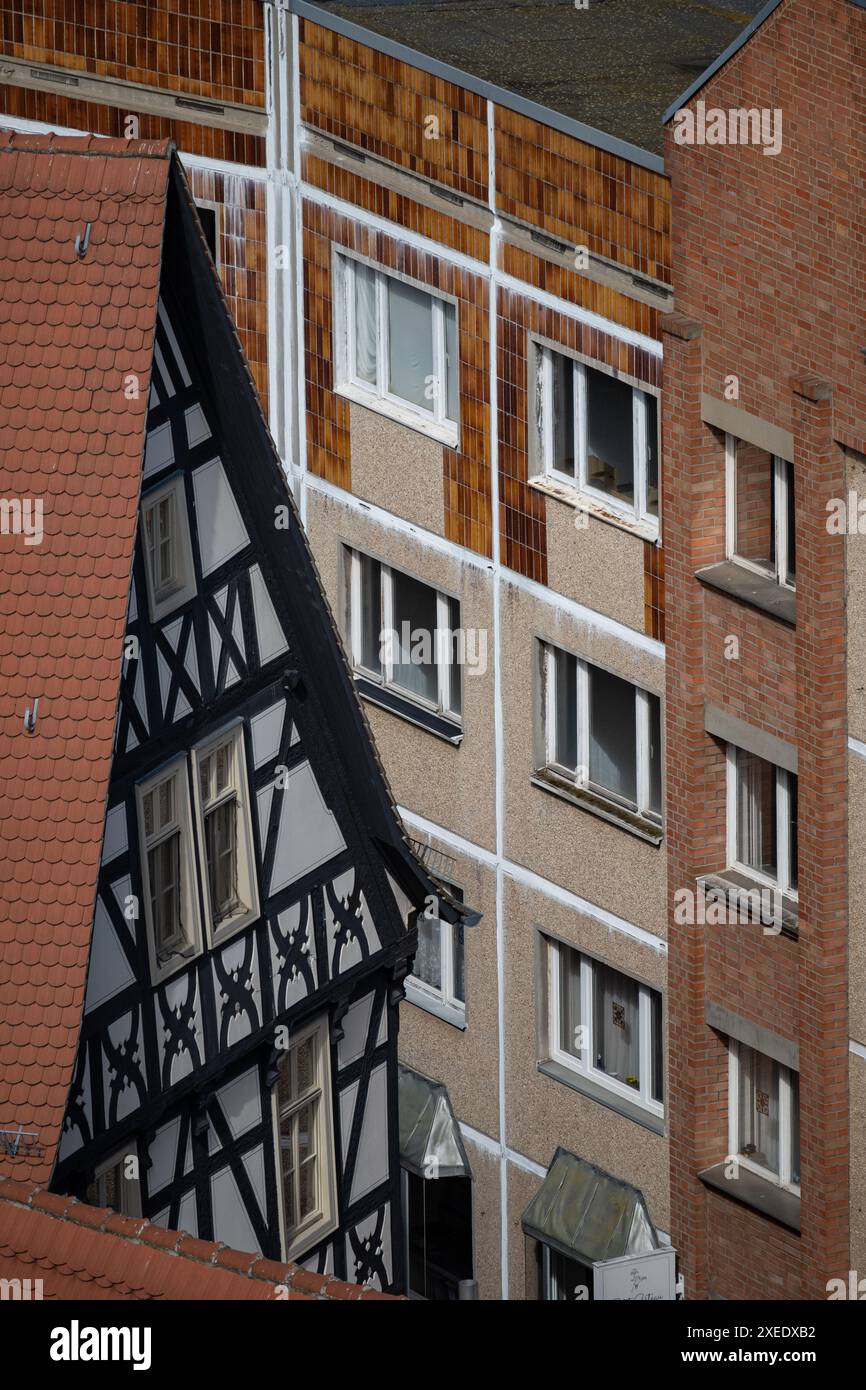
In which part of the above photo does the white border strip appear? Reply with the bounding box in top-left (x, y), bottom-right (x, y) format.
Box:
top-left (459, 1122), bottom-right (548, 1180)
top-left (849, 736), bottom-right (866, 761)
top-left (304, 472), bottom-right (665, 660)
top-left (850, 1038), bottom-right (866, 1061)
top-left (397, 805), bottom-right (667, 955)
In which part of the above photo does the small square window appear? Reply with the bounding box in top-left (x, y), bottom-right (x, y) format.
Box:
top-left (540, 641), bottom-right (662, 826)
top-left (192, 724), bottom-right (259, 944)
top-left (274, 1015), bottom-right (338, 1260)
top-left (141, 476), bottom-right (196, 621)
top-left (534, 344), bottom-right (659, 529)
top-left (85, 1146), bottom-right (142, 1217)
top-left (725, 435), bottom-right (795, 589)
top-left (335, 252), bottom-right (459, 446)
top-left (136, 757), bottom-right (202, 984)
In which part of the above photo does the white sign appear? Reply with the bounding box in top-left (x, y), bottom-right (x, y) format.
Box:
top-left (593, 1247), bottom-right (677, 1301)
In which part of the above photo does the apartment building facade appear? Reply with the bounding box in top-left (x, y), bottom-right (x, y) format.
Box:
top-left (0, 0), bottom-right (785, 1299)
top-left (662, 0), bottom-right (866, 1300)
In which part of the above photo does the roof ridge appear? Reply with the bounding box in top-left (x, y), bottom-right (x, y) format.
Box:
top-left (0, 130), bottom-right (173, 157)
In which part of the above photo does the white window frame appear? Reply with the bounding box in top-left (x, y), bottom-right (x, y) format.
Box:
top-left (406, 889), bottom-right (466, 1028)
top-left (87, 1146), bottom-right (143, 1218)
top-left (346, 547), bottom-right (462, 723)
top-left (191, 721), bottom-right (260, 946)
top-left (535, 342), bottom-right (659, 534)
top-left (724, 433), bottom-right (795, 590)
top-left (541, 642), bottom-right (662, 825)
top-left (547, 939), bottom-right (664, 1119)
top-left (194, 198), bottom-right (221, 270)
top-left (334, 250), bottom-right (460, 446)
top-left (728, 1039), bottom-right (800, 1194)
top-left (272, 1014), bottom-right (338, 1261)
top-left (726, 744), bottom-right (797, 897)
top-left (136, 755), bottom-right (203, 985)
top-left (140, 473), bottom-right (196, 622)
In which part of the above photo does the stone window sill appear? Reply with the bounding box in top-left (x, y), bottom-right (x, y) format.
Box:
top-left (356, 677), bottom-right (463, 745)
top-left (532, 768), bottom-right (663, 845)
top-left (527, 474), bottom-right (659, 543)
top-left (695, 560), bottom-right (795, 626)
top-left (538, 1059), bottom-right (665, 1136)
top-left (699, 1161), bottom-right (801, 1233)
top-left (697, 870), bottom-right (798, 940)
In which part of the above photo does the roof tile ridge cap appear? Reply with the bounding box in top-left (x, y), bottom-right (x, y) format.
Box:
top-left (0, 132), bottom-right (173, 158)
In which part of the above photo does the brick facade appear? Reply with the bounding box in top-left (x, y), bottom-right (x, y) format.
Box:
top-left (664, 0), bottom-right (857, 1299)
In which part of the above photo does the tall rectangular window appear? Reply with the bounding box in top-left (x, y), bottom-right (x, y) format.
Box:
top-left (729, 1040), bottom-right (800, 1190)
top-left (535, 344), bottom-right (659, 529)
top-left (727, 745), bottom-right (797, 895)
top-left (725, 434), bottom-right (795, 589)
top-left (336, 253), bottom-right (459, 444)
top-left (541, 642), bottom-right (662, 826)
top-left (547, 938), bottom-right (664, 1116)
top-left (192, 724), bottom-right (259, 941)
top-left (345, 547), bottom-right (462, 724)
top-left (274, 1016), bottom-right (337, 1259)
top-left (141, 475), bottom-right (196, 621)
top-left (137, 757), bottom-right (201, 982)
top-left (407, 884), bottom-right (466, 1026)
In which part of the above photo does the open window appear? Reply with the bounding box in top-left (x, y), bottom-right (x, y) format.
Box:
top-left (85, 1145), bottom-right (142, 1218)
top-left (729, 1039), bottom-right (800, 1192)
top-left (192, 723), bottom-right (259, 944)
top-left (136, 756), bottom-right (202, 984)
top-left (534, 343), bottom-right (659, 531)
top-left (725, 434), bottom-right (795, 589)
top-left (406, 884), bottom-right (466, 1028)
top-left (727, 745), bottom-right (798, 897)
top-left (140, 474), bottom-right (196, 622)
top-left (274, 1015), bottom-right (338, 1260)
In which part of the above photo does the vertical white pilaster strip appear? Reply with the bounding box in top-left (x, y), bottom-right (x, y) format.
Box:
top-left (291, 10), bottom-right (309, 524)
top-left (487, 95), bottom-right (509, 1302)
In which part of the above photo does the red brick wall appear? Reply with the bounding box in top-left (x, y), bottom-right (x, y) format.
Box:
top-left (664, 0), bottom-right (855, 1300)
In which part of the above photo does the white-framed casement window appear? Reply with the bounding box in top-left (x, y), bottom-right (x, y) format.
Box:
top-left (136, 756), bottom-right (202, 983)
top-left (273, 1015), bottom-right (338, 1260)
top-left (85, 1147), bottom-right (142, 1218)
top-left (334, 251), bottom-right (459, 445)
top-left (141, 474), bottom-right (196, 621)
top-left (191, 723), bottom-right (259, 944)
top-left (345, 547), bottom-right (462, 723)
top-left (534, 343), bottom-right (659, 530)
top-left (407, 885), bottom-right (465, 1027)
top-left (547, 938), bottom-right (664, 1117)
top-left (725, 433), bottom-right (795, 588)
top-left (540, 641), bottom-right (662, 826)
top-left (726, 745), bottom-right (798, 896)
top-left (728, 1039), bottom-right (800, 1192)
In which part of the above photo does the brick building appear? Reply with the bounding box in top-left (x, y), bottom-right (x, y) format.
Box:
top-left (662, 0), bottom-right (865, 1300)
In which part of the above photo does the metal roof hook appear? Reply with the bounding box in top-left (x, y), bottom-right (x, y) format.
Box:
top-left (24, 697), bottom-right (39, 734)
top-left (74, 222), bottom-right (92, 258)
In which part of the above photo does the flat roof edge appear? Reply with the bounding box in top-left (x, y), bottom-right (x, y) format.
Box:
top-left (290, 0), bottom-right (666, 175)
top-left (661, 0), bottom-right (786, 126)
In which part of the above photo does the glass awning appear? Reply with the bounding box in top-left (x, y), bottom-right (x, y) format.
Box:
top-left (521, 1147), bottom-right (658, 1266)
top-left (398, 1065), bottom-right (471, 1179)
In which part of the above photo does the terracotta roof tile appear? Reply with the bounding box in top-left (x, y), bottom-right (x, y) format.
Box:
top-left (0, 132), bottom-right (171, 1183)
top-left (0, 1179), bottom-right (399, 1301)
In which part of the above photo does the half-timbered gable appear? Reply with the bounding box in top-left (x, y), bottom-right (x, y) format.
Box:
top-left (0, 135), bottom-right (458, 1294)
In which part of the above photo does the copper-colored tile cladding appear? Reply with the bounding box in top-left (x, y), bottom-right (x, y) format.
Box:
top-left (187, 164), bottom-right (268, 407)
top-left (0, 83), bottom-right (266, 167)
top-left (0, 131), bottom-right (169, 1185)
top-left (500, 243), bottom-right (662, 341)
top-left (303, 197), bottom-right (493, 557)
top-left (0, 0), bottom-right (265, 107)
top-left (643, 540), bottom-right (665, 642)
top-left (300, 19), bottom-right (489, 204)
top-left (0, 1177), bottom-right (399, 1299)
top-left (497, 284), bottom-right (662, 584)
top-left (303, 151), bottom-right (489, 263)
top-left (494, 106), bottom-right (672, 285)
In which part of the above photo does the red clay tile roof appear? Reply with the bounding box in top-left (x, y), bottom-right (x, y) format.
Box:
top-left (0, 1177), bottom-right (396, 1300)
top-left (0, 133), bottom-right (171, 1184)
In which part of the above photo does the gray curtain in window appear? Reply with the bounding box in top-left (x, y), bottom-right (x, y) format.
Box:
top-left (392, 569), bottom-right (438, 703)
top-left (738, 1044), bottom-right (779, 1174)
top-left (388, 278), bottom-right (433, 410)
top-left (353, 261), bottom-right (377, 386)
top-left (593, 963), bottom-right (640, 1087)
top-left (736, 748), bottom-right (776, 877)
top-left (589, 667), bottom-right (636, 803)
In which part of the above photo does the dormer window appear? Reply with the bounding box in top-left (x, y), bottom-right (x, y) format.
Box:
top-left (141, 475), bottom-right (196, 621)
